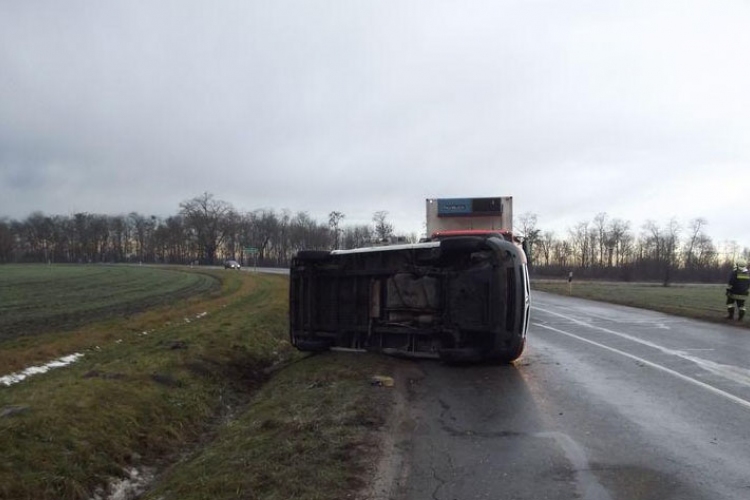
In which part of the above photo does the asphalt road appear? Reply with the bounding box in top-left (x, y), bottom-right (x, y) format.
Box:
top-left (392, 290), bottom-right (750, 500)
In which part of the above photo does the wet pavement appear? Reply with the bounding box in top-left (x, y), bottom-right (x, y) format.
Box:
top-left (393, 291), bottom-right (750, 500)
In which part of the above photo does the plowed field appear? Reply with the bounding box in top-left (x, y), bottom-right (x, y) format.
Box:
top-left (0, 264), bottom-right (219, 340)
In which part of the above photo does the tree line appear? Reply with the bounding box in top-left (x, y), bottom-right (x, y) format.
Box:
top-left (0, 193), bottom-right (405, 267)
top-left (518, 212), bottom-right (749, 284)
top-left (2, 195), bottom-right (748, 284)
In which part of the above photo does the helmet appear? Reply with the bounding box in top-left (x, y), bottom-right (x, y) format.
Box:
top-left (737, 259), bottom-right (748, 269)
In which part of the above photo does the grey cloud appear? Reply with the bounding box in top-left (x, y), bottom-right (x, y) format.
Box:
top-left (0, 1), bottom-right (748, 248)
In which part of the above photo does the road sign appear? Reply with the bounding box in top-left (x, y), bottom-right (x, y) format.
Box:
top-left (244, 247), bottom-right (259, 254)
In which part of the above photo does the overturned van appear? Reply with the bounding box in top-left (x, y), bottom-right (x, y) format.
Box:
top-left (289, 234), bottom-right (530, 363)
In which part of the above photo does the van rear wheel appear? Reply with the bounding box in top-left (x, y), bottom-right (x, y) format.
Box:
top-left (492, 338), bottom-right (526, 364)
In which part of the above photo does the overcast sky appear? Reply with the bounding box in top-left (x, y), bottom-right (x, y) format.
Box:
top-left (1, 1), bottom-right (748, 251)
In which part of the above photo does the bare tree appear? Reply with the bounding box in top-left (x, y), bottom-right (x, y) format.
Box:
top-left (722, 240), bottom-right (741, 266)
top-left (274, 209), bottom-right (292, 265)
top-left (517, 212), bottom-right (540, 266)
top-left (593, 212), bottom-right (608, 267)
top-left (289, 211), bottom-right (330, 254)
top-left (553, 240), bottom-right (573, 268)
top-left (372, 211), bottom-right (394, 240)
top-left (157, 215), bottom-right (189, 264)
top-left (129, 213), bottom-right (158, 262)
top-left (244, 209), bottom-right (278, 263)
top-left (538, 230), bottom-right (555, 267)
top-left (222, 210), bottom-right (243, 261)
top-left (0, 218), bottom-right (14, 263)
top-left (694, 233), bottom-right (717, 269)
top-left (108, 215), bottom-right (128, 262)
top-left (179, 192), bottom-right (234, 265)
top-left (569, 221), bottom-right (590, 269)
top-left (328, 211), bottom-right (345, 249)
top-left (342, 225), bottom-right (373, 249)
top-left (607, 218), bottom-right (630, 267)
top-left (683, 218), bottom-right (707, 270)
top-left (643, 219), bottom-right (681, 286)
top-left (3, 198), bottom-right (743, 285)
top-left (663, 218), bottom-right (681, 285)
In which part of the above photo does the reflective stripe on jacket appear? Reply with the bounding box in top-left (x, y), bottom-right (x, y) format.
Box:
top-left (728, 267), bottom-right (750, 297)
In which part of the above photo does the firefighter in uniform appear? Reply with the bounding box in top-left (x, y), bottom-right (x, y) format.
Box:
top-left (726, 259), bottom-right (749, 320)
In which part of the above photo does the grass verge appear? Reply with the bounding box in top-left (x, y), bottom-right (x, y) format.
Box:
top-left (143, 352), bottom-right (397, 500)
top-left (0, 270), bottom-right (292, 500)
top-left (531, 279), bottom-right (747, 327)
top-left (0, 269), bottom-right (399, 500)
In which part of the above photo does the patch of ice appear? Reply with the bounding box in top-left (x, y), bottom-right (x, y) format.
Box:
top-left (0, 353), bottom-right (84, 387)
top-left (90, 467), bottom-right (155, 500)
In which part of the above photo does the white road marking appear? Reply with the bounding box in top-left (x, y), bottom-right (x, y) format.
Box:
top-left (534, 306), bottom-right (750, 387)
top-left (534, 306), bottom-right (674, 353)
top-left (533, 322), bottom-right (750, 412)
top-left (564, 306), bottom-right (673, 329)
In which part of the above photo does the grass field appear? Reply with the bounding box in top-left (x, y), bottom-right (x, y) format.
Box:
top-left (531, 279), bottom-right (747, 327)
top-left (0, 264), bottom-right (219, 341)
top-left (0, 266), bottom-right (397, 500)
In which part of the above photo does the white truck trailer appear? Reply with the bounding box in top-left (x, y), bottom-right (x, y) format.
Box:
top-left (425, 196), bottom-right (513, 235)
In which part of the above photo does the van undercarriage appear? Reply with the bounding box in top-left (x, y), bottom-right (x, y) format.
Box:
top-left (289, 236), bottom-right (529, 363)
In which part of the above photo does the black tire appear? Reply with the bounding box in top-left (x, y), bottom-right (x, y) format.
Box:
top-left (491, 338), bottom-right (526, 364)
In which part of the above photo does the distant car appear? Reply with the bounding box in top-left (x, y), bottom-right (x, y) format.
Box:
top-left (224, 260), bottom-right (241, 269)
